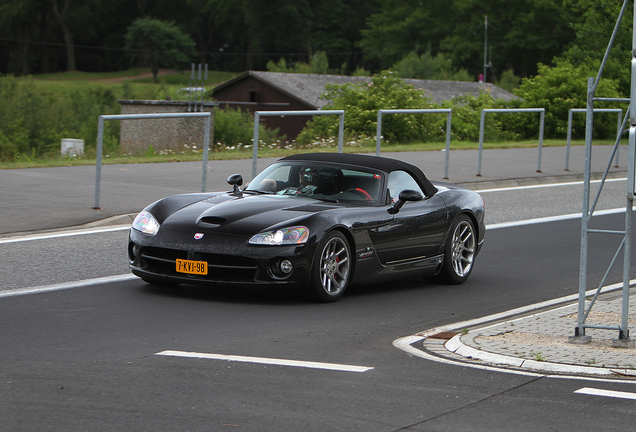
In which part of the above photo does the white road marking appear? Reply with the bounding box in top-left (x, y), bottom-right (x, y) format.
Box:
top-left (575, 387), bottom-right (636, 400)
top-left (156, 350), bottom-right (374, 373)
top-left (486, 207), bottom-right (628, 230)
top-left (0, 224), bottom-right (131, 244)
top-left (478, 177), bottom-right (625, 193)
top-left (0, 274), bottom-right (137, 298)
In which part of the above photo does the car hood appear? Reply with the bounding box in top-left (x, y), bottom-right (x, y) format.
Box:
top-left (159, 193), bottom-right (339, 235)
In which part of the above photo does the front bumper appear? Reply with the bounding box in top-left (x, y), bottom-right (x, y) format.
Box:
top-left (128, 229), bottom-right (315, 287)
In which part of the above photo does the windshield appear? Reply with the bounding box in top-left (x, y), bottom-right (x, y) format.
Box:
top-left (245, 162), bottom-right (385, 204)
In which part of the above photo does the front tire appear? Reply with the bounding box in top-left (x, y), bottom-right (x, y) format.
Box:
top-left (439, 214), bottom-right (476, 284)
top-left (308, 231), bottom-right (351, 302)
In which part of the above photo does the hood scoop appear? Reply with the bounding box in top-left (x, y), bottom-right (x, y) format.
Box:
top-left (197, 216), bottom-right (227, 228)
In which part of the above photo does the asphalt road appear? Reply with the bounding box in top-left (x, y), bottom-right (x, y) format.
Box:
top-left (0, 145), bottom-right (628, 234)
top-left (2, 176), bottom-right (636, 431)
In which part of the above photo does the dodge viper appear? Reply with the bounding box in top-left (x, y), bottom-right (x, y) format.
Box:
top-left (128, 153), bottom-right (485, 302)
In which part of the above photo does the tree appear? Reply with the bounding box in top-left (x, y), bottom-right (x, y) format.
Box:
top-left (557, 0), bottom-right (633, 94)
top-left (359, 0), bottom-right (574, 80)
top-left (47, 0), bottom-right (91, 71)
top-left (514, 60), bottom-right (623, 139)
top-left (390, 50), bottom-right (472, 81)
top-left (298, 70), bottom-right (441, 144)
top-left (124, 17), bottom-right (196, 83)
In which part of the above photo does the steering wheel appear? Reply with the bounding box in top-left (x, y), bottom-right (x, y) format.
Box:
top-left (345, 188), bottom-right (373, 201)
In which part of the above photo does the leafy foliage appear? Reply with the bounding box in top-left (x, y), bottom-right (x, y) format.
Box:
top-left (124, 18), bottom-right (196, 83)
top-left (299, 71), bottom-right (441, 145)
top-left (267, 52), bottom-right (337, 75)
top-left (0, 76), bottom-right (120, 162)
top-left (391, 50), bottom-right (472, 81)
top-left (514, 60), bottom-right (624, 138)
top-left (298, 70), bottom-right (521, 145)
top-left (213, 107), bottom-right (279, 150)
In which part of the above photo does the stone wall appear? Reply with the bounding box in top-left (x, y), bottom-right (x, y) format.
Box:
top-left (118, 100), bottom-right (217, 154)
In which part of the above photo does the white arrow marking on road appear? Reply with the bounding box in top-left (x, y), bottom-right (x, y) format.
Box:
top-left (575, 387), bottom-right (636, 401)
top-left (156, 350), bottom-right (374, 373)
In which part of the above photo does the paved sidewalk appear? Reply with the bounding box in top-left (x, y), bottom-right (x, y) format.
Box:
top-left (419, 284), bottom-right (636, 377)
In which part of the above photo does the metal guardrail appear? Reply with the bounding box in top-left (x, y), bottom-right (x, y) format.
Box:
top-left (478, 108), bottom-right (545, 176)
top-left (251, 110), bottom-right (344, 179)
top-left (376, 109), bottom-right (452, 179)
top-left (566, 108), bottom-right (623, 170)
top-left (94, 112), bottom-right (211, 209)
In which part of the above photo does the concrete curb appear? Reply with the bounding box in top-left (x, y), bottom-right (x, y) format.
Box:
top-left (444, 334), bottom-right (616, 376)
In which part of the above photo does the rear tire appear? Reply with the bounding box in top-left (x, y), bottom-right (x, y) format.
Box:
top-left (439, 214), bottom-right (476, 284)
top-left (308, 231), bottom-right (351, 302)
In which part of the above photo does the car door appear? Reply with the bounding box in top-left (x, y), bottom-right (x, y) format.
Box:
top-left (370, 171), bottom-right (448, 265)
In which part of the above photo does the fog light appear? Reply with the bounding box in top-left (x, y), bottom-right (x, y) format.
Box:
top-left (280, 259), bottom-right (293, 274)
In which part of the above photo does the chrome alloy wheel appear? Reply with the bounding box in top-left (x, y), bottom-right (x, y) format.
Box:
top-left (450, 219), bottom-right (476, 277)
top-left (319, 235), bottom-right (350, 296)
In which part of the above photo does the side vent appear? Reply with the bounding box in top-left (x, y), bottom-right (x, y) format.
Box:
top-left (197, 216), bottom-right (227, 228)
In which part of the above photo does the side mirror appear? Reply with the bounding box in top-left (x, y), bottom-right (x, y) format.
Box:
top-left (389, 189), bottom-right (423, 214)
top-left (227, 174), bottom-right (243, 196)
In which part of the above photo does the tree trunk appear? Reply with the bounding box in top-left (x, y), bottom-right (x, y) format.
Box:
top-left (48, 0), bottom-right (76, 71)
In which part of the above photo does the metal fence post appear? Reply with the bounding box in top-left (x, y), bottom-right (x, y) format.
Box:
top-left (375, 111), bottom-right (383, 156)
top-left (477, 110), bottom-right (486, 176)
top-left (251, 110), bottom-right (345, 179)
top-left (478, 108), bottom-right (545, 176)
top-left (566, 108), bottom-right (624, 171)
top-left (94, 116), bottom-right (105, 209)
top-left (537, 110), bottom-right (545, 173)
top-left (94, 112), bottom-right (212, 209)
top-left (374, 109), bottom-right (452, 177)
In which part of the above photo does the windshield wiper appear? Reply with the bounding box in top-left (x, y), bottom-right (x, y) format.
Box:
top-left (243, 189), bottom-right (275, 195)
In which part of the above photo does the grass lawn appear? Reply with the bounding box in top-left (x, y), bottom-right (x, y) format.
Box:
top-left (27, 68), bottom-right (240, 100)
top-left (0, 138), bottom-right (624, 170)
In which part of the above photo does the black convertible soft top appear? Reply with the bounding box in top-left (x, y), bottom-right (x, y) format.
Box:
top-left (280, 153), bottom-right (438, 198)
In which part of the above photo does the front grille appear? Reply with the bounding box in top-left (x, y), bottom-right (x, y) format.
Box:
top-left (139, 246), bottom-right (259, 282)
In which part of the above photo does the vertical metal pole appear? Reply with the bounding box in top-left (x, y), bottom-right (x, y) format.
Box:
top-left (201, 115), bottom-right (210, 192)
top-left (188, 63), bottom-right (194, 112)
top-left (537, 110), bottom-right (545, 172)
top-left (565, 110), bottom-right (573, 171)
top-left (621, 184), bottom-right (633, 340)
top-left (197, 63), bottom-right (202, 112)
top-left (338, 112), bottom-right (344, 153)
top-left (615, 111), bottom-right (622, 167)
top-left (252, 112), bottom-right (260, 179)
top-left (94, 116), bottom-right (104, 209)
top-left (620, 6), bottom-right (636, 341)
top-left (575, 77), bottom-right (596, 339)
top-left (444, 112), bottom-right (451, 179)
top-left (376, 111), bottom-right (383, 156)
top-left (477, 110), bottom-right (485, 176)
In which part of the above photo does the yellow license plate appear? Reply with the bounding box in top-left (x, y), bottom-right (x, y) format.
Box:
top-left (176, 258), bottom-right (208, 275)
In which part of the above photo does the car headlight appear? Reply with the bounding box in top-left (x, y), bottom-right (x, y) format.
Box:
top-left (132, 211), bottom-right (160, 236)
top-left (249, 226), bottom-right (309, 245)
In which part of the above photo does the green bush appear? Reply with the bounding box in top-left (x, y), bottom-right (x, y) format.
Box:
top-left (440, 92), bottom-right (522, 142)
top-left (298, 70), bottom-right (521, 145)
top-left (298, 70), bottom-right (443, 145)
top-left (391, 50), bottom-right (472, 81)
top-left (0, 76), bottom-right (121, 162)
top-left (213, 106), bottom-right (280, 150)
top-left (513, 60), bottom-right (624, 139)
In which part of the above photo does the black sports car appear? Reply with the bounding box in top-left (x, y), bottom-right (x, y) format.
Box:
top-left (128, 153), bottom-right (485, 302)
